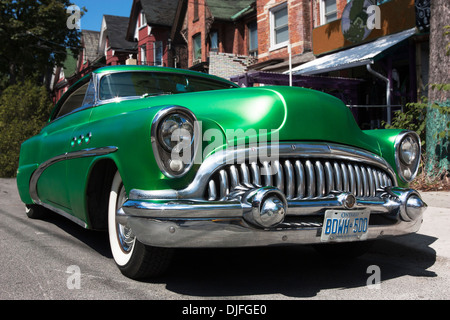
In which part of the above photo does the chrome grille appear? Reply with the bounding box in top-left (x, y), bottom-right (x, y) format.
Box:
top-left (205, 159), bottom-right (393, 201)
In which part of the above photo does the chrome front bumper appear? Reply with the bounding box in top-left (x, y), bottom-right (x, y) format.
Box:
top-left (118, 186), bottom-right (427, 248)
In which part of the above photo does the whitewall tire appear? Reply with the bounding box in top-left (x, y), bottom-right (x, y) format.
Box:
top-left (107, 170), bottom-right (173, 279)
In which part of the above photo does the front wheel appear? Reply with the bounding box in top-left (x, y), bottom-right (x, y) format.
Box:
top-left (108, 171), bottom-right (173, 279)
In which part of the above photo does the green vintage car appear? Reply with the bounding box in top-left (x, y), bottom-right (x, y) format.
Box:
top-left (17, 65), bottom-right (426, 279)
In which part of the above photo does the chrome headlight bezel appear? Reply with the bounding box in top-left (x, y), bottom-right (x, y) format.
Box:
top-left (151, 106), bottom-right (199, 178)
top-left (394, 131), bottom-right (421, 183)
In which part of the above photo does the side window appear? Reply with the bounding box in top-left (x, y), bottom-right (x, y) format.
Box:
top-left (54, 82), bottom-right (90, 119)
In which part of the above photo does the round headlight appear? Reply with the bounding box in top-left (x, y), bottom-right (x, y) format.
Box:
top-left (399, 136), bottom-right (419, 165)
top-left (151, 106), bottom-right (199, 179)
top-left (159, 114), bottom-right (194, 152)
top-left (395, 131), bottom-right (421, 183)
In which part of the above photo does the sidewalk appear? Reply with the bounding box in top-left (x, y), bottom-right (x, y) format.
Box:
top-left (391, 191), bottom-right (450, 259)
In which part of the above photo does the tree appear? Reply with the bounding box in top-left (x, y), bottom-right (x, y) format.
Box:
top-left (426, 0), bottom-right (450, 177)
top-left (0, 80), bottom-right (53, 177)
top-left (0, 0), bottom-right (84, 86)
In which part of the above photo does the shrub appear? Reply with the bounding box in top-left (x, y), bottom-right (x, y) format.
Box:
top-left (0, 81), bottom-right (53, 177)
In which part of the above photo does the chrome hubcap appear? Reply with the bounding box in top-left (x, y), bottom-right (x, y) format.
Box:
top-left (116, 184), bottom-right (135, 253)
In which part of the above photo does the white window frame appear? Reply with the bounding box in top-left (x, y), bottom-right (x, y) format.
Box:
top-left (139, 10), bottom-right (147, 29)
top-left (320, 0), bottom-right (338, 25)
top-left (140, 45), bottom-right (147, 65)
top-left (83, 47), bottom-right (87, 64)
top-left (269, 2), bottom-right (289, 51)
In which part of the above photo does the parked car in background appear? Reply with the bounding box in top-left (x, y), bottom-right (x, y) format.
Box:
top-left (17, 66), bottom-right (427, 279)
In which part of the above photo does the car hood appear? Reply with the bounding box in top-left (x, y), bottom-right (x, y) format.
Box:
top-left (108, 86), bottom-right (381, 156)
top-left (173, 86), bottom-right (379, 155)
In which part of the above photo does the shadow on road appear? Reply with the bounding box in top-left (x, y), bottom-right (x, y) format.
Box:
top-left (37, 210), bottom-right (438, 298)
top-left (157, 235), bottom-right (437, 298)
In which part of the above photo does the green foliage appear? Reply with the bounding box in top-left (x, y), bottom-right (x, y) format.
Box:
top-left (384, 85), bottom-right (450, 152)
top-left (445, 25), bottom-right (450, 56)
top-left (0, 81), bottom-right (52, 177)
top-left (0, 0), bottom-right (86, 85)
top-left (384, 99), bottom-right (427, 148)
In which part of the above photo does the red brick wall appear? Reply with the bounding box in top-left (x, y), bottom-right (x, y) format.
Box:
top-left (256, 0), bottom-right (312, 63)
top-left (186, 0), bottom-right (251, 68)
top-left (314, 0), bottom-right (348, 27)
top-left (187, 0), bottom-right (207, 67)
top-left (137, 25), bottom-right (170, 66)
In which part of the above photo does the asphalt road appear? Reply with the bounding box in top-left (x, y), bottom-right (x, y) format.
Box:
top-left (1, 178), bottom-right (449, 301)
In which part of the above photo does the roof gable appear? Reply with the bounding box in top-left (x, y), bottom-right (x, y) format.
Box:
top-left (103, 15), bottom-right (137, 51)
top-left (81, 30), bottom-right (100, 62)
top-left (140, 0), bottom-right (179, 27)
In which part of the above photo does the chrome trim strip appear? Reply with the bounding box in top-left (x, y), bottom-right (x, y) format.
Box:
top-left (121, 199), bottom-right (244, 219)
top-left (284, 160), bottom-right (295, 199)
top-left (40, 202), bottom-right (88, 228)
top-left (305, 160), bottom-right (315, 198)
top-left (315, 161), bottom-right (325, 197)
top-left (29, 146), bottom-right (118, 210)
top-left (219, 170), bottom-right (229, 200)
top-left (251, 162), bottom-right (262, 187)
top-left (294, 160), bottom-right (305, 198)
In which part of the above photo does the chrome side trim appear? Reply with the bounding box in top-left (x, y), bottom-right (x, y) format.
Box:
top-left (29, 146), bottom-right (118, 205)
top-left (39, 202), bottom-right (88, 229)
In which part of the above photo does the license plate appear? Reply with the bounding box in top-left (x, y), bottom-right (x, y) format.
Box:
top-left (321, 209), bottom-right (370, 242)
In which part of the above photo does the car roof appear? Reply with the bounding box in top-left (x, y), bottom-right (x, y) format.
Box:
top-left (93, 65), bottom-right (239, 87)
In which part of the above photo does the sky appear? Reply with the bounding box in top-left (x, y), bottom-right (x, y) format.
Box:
top-left (73, 0), bottom-right (133, 32)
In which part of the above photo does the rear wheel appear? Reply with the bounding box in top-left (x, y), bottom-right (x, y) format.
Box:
top-left (25, 204), bottom-right (49, 220)
top-left (108, 171), bottom-right (173, 279)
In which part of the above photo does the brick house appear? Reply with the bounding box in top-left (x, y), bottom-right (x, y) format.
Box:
top-left (126, 0), bottom-right (179, 67)
top-left (175, 0), bottom-right (257, 76)
top-left (290, 0), bottom-right (430, 128)
top-left (98, 15), bottom-right (137, 66)
top-left (251, 0), bottom-right (315, 72)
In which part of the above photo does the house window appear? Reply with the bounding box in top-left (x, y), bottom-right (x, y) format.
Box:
top-left (270, 2), bottom-right (289, 50)
top-left (248, 21), bottom-right (258, 56)
top-left (139, 10), bottom-right (147, 29)
top-left (140, 45), bottom-right (147, 65)
top-left (83, 47), bottom-right (87, 64)
top-left (210, 31), bottom-right (218, 52)
top-left (193, 33), bottom-right (202, 63)
top-left (193, 0), bottom-right (199, 21)
top-left (154, 41), bottom-right (163, 66)
top-left (320, 0), bottom-right (338, 25)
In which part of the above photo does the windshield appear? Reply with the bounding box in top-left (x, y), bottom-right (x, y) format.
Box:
top-left (99, 71), bottom-right (236, 100)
